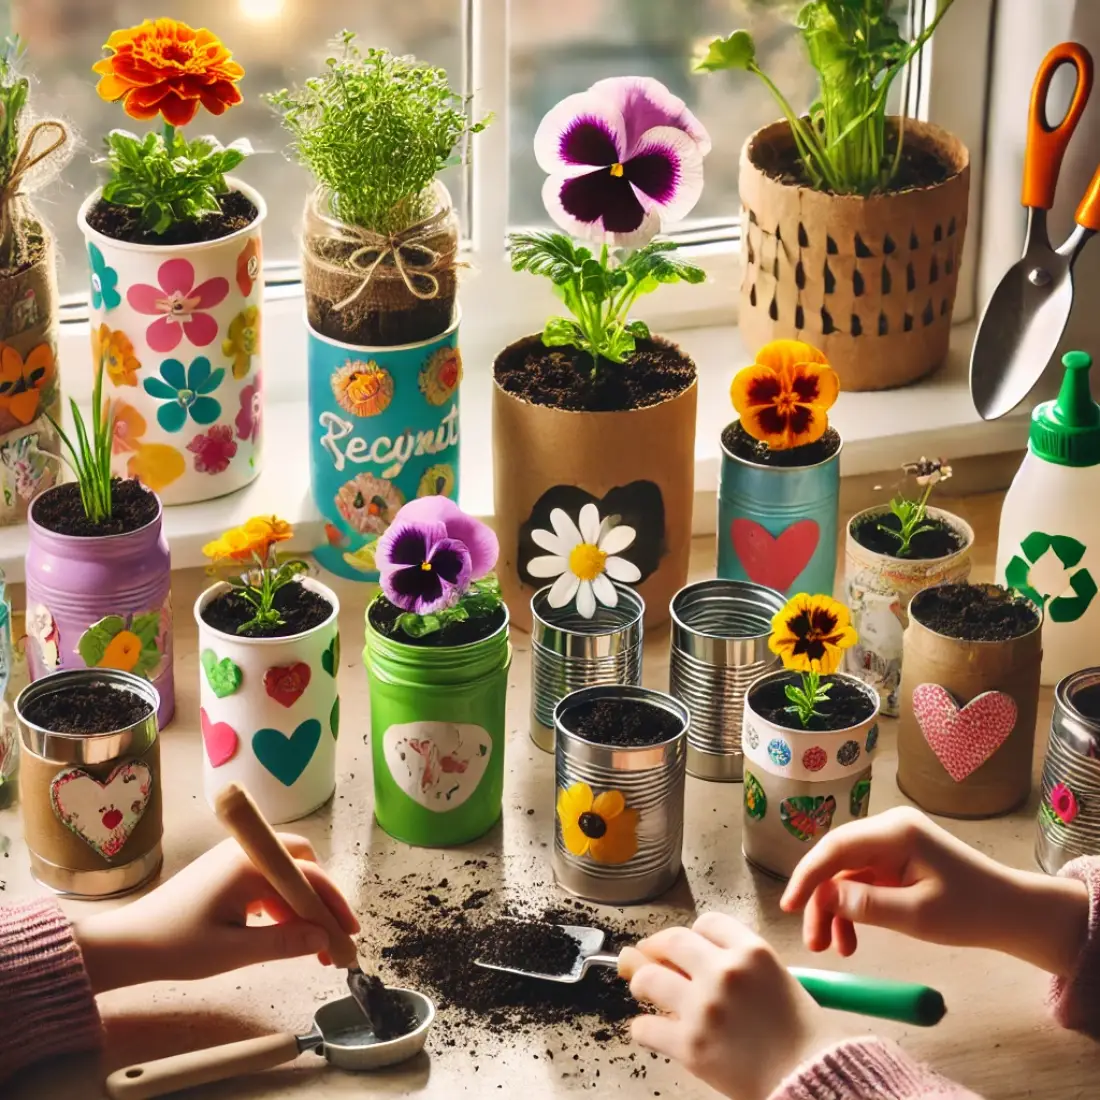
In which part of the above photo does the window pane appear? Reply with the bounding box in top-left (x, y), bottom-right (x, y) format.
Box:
top-left (13, 1), bottom-right (466, 295)
top-left (508, 0), bottom-right (910, 229)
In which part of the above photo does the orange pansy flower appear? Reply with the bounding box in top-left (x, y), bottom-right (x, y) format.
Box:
top-left (0, 342), bottom-right (54, 426)
top-left (730, 339), bottom-right (839, 450)
top-left (93, 18), bottom-right (244, 127)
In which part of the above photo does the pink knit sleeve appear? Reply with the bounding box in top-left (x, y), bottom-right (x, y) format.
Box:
top-left (1050, 856), bottom-right (1100, 1036)
top-left (0, 898), bottom-right (102, 1083)
top-left (768, 1038), bottom-right (983, 1100)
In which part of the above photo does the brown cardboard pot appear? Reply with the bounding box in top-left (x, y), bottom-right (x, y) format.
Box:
top-left (739, 118), bottom-right (970, 392)
top-left (493, 334), bottom-right (697, 633)
top-left (897, 592), bottom-right (1042, 818)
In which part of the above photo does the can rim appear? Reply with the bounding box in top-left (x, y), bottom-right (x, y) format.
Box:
top-left (720, 420), bottom-right (844, 472)
top-left (554, 684), bottom-right (689, 751)
top-left (669, 578), bottom-right (785, 642)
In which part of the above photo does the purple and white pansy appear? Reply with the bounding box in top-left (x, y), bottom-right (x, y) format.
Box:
top-left (534, 75), bottom-right (710, 247)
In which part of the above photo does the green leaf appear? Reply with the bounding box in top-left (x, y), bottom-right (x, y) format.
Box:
top-left (542, 316), bottom-right (582, 348)
top-left (509, 232), bottom-right (587, 284)
top-left (77, 615), bottom-right (126, 667)
top-left (579, 257), bottom-right (610, 301)
top-left (625, 320), bottom-right (651, 339)
top-left (694, 30), bottom-right (756, 72)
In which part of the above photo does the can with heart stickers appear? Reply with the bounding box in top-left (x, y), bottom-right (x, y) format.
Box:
top-left (16, 668), bottom-right (163, 898)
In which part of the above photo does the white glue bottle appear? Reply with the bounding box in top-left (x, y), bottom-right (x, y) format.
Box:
top-left (997, 351), bottom-right (1100, 685)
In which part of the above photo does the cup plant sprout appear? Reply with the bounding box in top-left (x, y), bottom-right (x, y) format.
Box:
top-left (48, 362), bottom-right (114, 525)
top-left (879, 457), bottom-right (954, 557)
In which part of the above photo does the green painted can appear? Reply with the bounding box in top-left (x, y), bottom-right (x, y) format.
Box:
top-left (363, 600), bottom-right (511, 846)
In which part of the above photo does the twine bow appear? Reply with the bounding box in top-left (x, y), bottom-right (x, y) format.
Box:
top-left (0, 119), bottom-right (69, 251)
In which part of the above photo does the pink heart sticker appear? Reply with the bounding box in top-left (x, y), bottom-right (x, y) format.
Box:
top-left (201, 707), bottom-right (239, 769)
top-left (911, 683), bottom-right (1017, 783)
top-left (731, 518), bottom-right (819, 593)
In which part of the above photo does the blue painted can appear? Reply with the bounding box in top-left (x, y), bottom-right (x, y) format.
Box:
top-left (716, 425), bottom-right (840, 598)
top-left (307, 313), bottom-right (461, 581)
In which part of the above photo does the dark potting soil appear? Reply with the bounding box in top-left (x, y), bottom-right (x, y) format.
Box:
top-left (368, 597), bottom-right (507, 648)
top-left (21, 682), bottom-right (153, 734)
top-left (494, 335), bottom-right (695, 413)
top-left (910, 583), bottom-right (1039, 642)
top-left (86, 190), bottom-right (258, 246)
top-left (307, 282), bottom-right (455, 348)
top-left (1070, 682), bottom-right (1100, 723)
top-left (750, 672), bottom-right (876, 732)
top-left (722, 421), bottom-right (841, 468)
top-left (31, 478), bottom-right (159, 537)
top-left (355, 974), bottom-right (419, 1040)
top-left (478, 920), bottom-right (582, 977)
top-left (851, 510), bottom-right (965, 560)
top-left (562, 698), bottom-right (681, 748)
top-left (201, 581), bottom-right (333, 639)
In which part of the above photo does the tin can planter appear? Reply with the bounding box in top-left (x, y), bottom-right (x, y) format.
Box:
top-left (742, 670), bottom-right (881, 879)
top-left (530, 583), bottom-right (644, 754)
top-left (16, 668), bottom-right (162, 898)
top-left (364, 597), bottom-right (511, 846)
top-left (308, 313), bottom-right (460, 581)
top-left (717, 422), bottom-right (840, 600)
top-left (77, 177), bottom-right (265, 506)
top-left (553, 685), bottom-right (689, 905)
top-left (25, 482), bottom-right (173, 729)
top-left (844, 505), bottom-right (974, 716)
top-left (493, 334), bottom-right (697, 633)
top-left (195, 578), bottom-right (340, 826)
top-left (898, 584), bottom-right (1041, 819)
top-left (669, 579), bottom-right (786, 782)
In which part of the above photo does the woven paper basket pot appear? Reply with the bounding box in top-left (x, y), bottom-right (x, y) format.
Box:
top-left (739, 118), bottom-right (970, 392)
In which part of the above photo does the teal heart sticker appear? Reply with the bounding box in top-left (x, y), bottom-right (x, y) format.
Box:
top-left (330, 696), bottom-right (340, 740)
top-left (201, 649), bottom-right (242, 698)
top-left (252, 719), bottom-right (322, 787)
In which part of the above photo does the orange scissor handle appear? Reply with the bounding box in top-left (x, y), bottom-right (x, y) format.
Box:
top-left (1022, 42), bottom-right (1094, 210)
top-left (1076, 163), bottom-right (1100, 231)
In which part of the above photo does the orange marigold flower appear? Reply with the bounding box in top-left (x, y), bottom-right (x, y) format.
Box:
top-left (243, 515), bottom-right (293, 549)
top-left (730, 339), bottom-right (839, 450)
top-left (93, 18), bottom-right (245, 127)
top-left (202, 526), bottom-right (259, 563)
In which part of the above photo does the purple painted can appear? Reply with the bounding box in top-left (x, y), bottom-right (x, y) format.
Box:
top-left (24, 487), bottom-right (174, 729)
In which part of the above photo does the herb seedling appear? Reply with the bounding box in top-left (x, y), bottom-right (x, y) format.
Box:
top-left (879, 457), bottom-right (953, 557)
top-left (48, 363), bottom-right (114, 524)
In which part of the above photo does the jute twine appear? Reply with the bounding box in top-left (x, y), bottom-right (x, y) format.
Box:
top-left (0, 117), bottom-right (70, 262)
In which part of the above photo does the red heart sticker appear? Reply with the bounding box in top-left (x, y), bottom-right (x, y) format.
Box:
top-left (264, 663), bottom-right (312, 708)
top-left (731, 518), bottom-right (820, 593)
top-left (201, 707), bottom-right (239, 769)
top-left (911, 683), bottom-right (1017, 783)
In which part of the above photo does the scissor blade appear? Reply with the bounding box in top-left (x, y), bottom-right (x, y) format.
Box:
top-left (970, 249), bottom-right (1075, 420)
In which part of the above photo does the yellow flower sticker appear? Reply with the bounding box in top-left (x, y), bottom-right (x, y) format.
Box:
top-left (221, 305), bottom-right (260, 379)
top-left (556, 781), bottom-right (638, 865)
top-left (419, 345), bottom-right (462, 407)
top-left (332, 359), bottom-right (394, 418)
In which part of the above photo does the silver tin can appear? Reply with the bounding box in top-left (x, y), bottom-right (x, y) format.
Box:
top-left (530, 585), bottom-right (645, 753)
top-left (669, 579), bottom-right (785, 781)
top-left (1036, 668), bottom-right (1100, 873)
top-left (16, 668), bottom-right (163, 898)
top-left (553, 684), bottom-right (688, 905)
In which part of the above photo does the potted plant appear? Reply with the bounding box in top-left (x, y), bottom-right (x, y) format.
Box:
top-left (195, 515), bottom-right (339, 825)
top-left (15, 667), bottom-right (163, 898)
top-left (25, 366), bottom-right (173, 728)
top-left (363, 495), bottom-right (509, 847)
top-left (844, 457), bottom-right (973, 716)
top-left (742, 592), bottom-right (880, 879)
top-left (553, 683), bottom-right (689, 905)
top-left (267, 34), bottom-right (489, 582)
top-left (79, 17), bottom-right (264, 506)
top-left (718, 339), bottom-right (840, 598)
top-left (696, 1), bottom-right (969, 390)
top-left (897, 583), bottom-right (1041, 819)
top-left (0, 37), bottom-right (71, 524)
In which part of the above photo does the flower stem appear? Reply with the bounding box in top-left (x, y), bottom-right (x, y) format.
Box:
top-left (162, 123), bottom-right (176, 153)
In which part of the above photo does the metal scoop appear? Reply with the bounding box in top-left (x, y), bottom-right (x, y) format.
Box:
top-left (104, 990), bottom-right (436, 1099)
top-left (477, 924), bottom-right (946, 1027)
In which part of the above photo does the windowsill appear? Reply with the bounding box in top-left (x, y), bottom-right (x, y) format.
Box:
top-left (0, 317), bottom-right (1032, 584)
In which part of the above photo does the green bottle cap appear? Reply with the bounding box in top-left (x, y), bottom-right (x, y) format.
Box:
top-left (1030, 351), bottom-right (1100, 466)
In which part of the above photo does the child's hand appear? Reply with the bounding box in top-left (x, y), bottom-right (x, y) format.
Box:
top-left (780, 806), bottom-right (1089, 976)
top-left (74, 835), bottom-right (359, 995)
top-left (618, 914), bottom-right (827, 1100)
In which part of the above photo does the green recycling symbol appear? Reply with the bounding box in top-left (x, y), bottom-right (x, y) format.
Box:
top-left (1005, 530), bottom-right (1098, 623)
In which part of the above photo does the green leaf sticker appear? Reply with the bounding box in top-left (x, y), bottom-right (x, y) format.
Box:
top-left (849, 778), bottom-right (872, 819)
top-left (201, 648), bottom-right (242, 698)
top-left (1004, 530), bottom-right (1097, 623)
top-left (779, 795), bottom-right (836, 843)
top-left (743, 770), bottom-right (767, 821)
top-left (330, 696), bottom-right (340, 740)
top-left (77, 613), bottom-right (164, 679)
top-left (321, 634), bottom-right (340, 678)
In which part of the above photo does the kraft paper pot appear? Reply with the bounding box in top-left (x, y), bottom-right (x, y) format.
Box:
top-left (77, 177), bottom-right (265, 506)
top-left (493, 334), bottom-right (697, 633)
top-left (716, 425), bottom-right (840, 599)
top-left (742, 670), bottom-right (881, 879)
top-left (307, 312), bottom-right (460, 582)
top-left (195, 578), bottom-right (339, 825)
top-left (844, 505), bottom-right (974, 717)
top-left (0, 230), bottom-right (62, 523)
top-left (364, 599), bottom-right (511, 846)
top-left (897, 598), bottom-right (1041, 819)
top-left (16, 668), bottom-right (163, 898)
top-left (739, 119), bottom-right (970, 391)
top-left (553, 685), bottom-right (688, 905)
top-left (25, 486), bottom-right (174, 729)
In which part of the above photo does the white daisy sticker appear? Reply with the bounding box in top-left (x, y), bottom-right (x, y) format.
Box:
top-left (527, 503), bottom-right (642, 618)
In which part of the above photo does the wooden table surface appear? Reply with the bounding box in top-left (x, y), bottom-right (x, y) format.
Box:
top-left (3, 490), bottom-right (1098, 1099)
